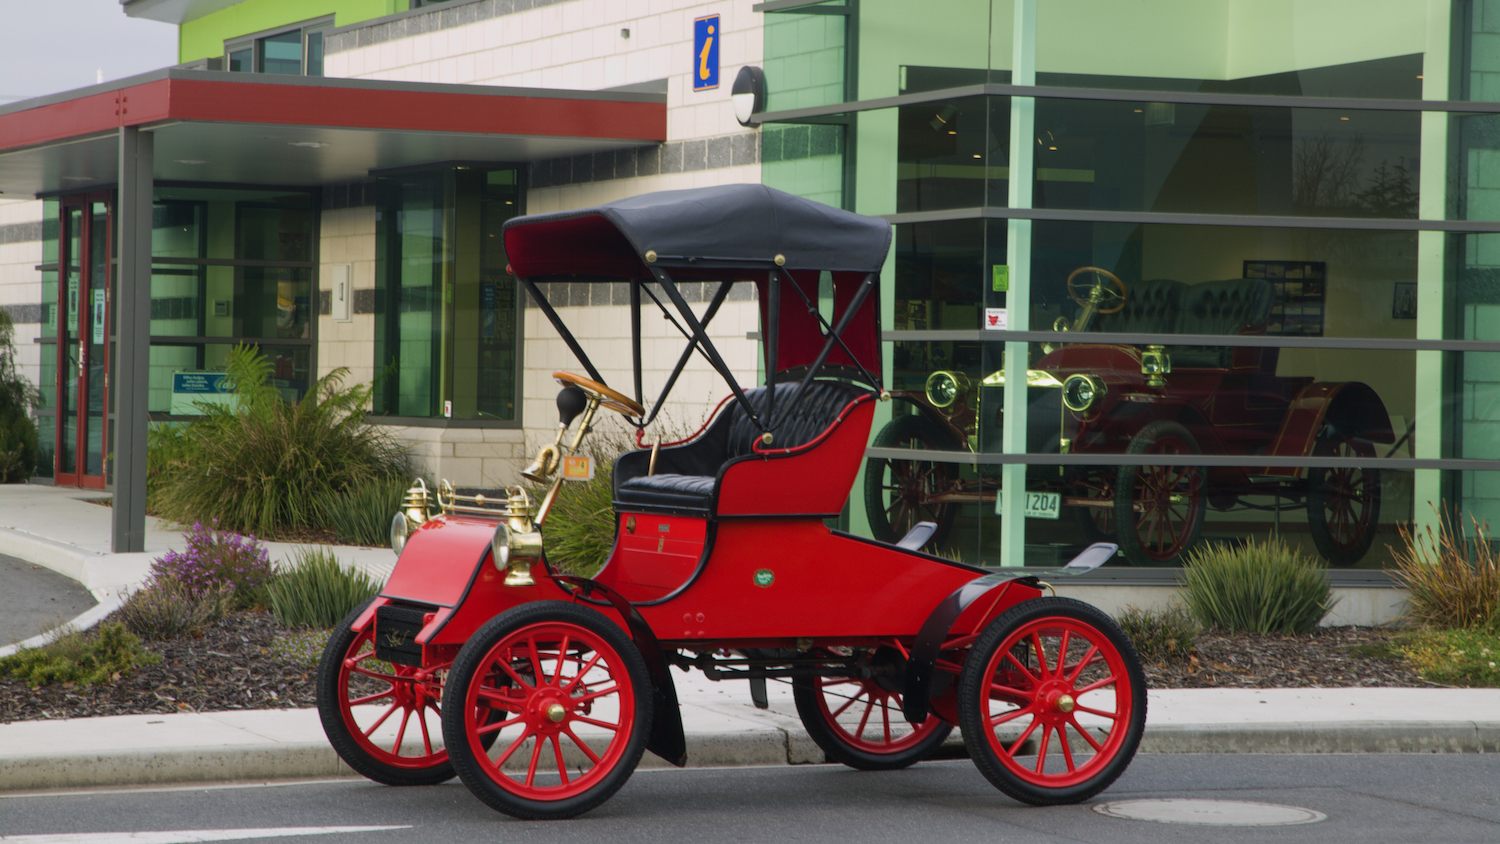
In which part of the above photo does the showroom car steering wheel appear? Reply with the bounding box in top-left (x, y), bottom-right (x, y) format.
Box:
top-left (554, 371), bottom-right (646, 417)
top-left (1066, 267), bottom-right (1128, 314)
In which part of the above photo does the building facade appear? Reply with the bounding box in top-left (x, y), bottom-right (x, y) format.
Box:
top-left (0, 0), bottom-right (1495, 576)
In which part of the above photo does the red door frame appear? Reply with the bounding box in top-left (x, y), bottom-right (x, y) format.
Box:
top-left (54, 192), bottom-right (111, 489)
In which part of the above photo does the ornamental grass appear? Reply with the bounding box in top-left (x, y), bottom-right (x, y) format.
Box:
top-left (266, 547), bottom-right (381, 629)
top-left (1388, 507), bottom-right (1500, 631)
top-left (1180, 535), bottom-right (1337, 635)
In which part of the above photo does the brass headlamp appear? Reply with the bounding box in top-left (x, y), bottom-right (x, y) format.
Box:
top-left (494, 488), bottom-right (544, 587)
top-left (390, 478), bottom-right (431, 557)
top-left (925, 370), bottom-right (971, 409)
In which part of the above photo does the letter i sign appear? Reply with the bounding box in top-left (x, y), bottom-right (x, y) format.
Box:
top-left (694, 15), bottom-right (720, 91)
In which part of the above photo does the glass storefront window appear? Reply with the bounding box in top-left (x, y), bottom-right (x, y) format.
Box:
top-left (375, 166), bottom-right (524, 422)
top-left (1035, 0), bottom-right (1427, 100)
top-left (258, 30), bottom-right (303, 76)
top-left (897, 97), bottom-right (1010, 212)
top-left (1031, 98), bottom-right (1419, 218)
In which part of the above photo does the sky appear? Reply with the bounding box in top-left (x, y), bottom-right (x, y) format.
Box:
top-left (0, 0), bottom-right (178, 105)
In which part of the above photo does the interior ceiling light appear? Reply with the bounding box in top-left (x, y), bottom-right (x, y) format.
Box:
top-left (930, 103), bottom-right (959, 133)
top-left (1339, 116), bottom-right (1349, 121)
top-left (1049, 146), bottom-right (1057, 150)
top-left (288, 141), bottom-right (329, 148)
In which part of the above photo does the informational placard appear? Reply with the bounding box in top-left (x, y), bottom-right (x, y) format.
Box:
top-left (693, 15), bottom-right (720, 91)
top-left (92, 289), bottom-right (106, 344)
top-left (984, 307), bottom-right (1007, 330)
top-left (170, 371), bottom-right (236, 416)
top-left (562, 455), bottom-right (595, 481)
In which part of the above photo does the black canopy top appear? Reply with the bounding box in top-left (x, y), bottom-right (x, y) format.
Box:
top-left (503, 184), bottom-right (892, 278)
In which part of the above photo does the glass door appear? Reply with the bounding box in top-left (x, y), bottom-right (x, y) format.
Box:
top-left (54, 193), bottom-right (110, 489)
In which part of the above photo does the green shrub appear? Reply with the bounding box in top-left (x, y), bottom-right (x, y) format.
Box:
top-left (148, 345), bottom-right (409, 539)
top-left (151, 521), bottom-right (274, 609)
top-left (0, 309), bottom-right (38, 482)
top-left (267, 547), bottom-right (382, 629)
top-left (1116, 603), bottom-right (1198, 662)
top-left (1180, 535), bottom-right (1337, 634)
top-left (1394, 627), bottom-right (1500, 687)
top-left (116, 577), bottom-right (235, 641)
top-left (1389, 508), bottom-right (1500, 630)
top-left (326, 475), bottom-right (413, 547)
top-left (0, 623), bottom-right (159, 688)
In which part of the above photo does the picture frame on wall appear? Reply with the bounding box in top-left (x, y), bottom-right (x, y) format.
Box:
top-left (1393, 282), bottom-right (1418, 319)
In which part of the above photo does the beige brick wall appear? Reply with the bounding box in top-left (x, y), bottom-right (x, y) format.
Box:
top-left (0, 199), bottom-right (45, 388)
top-left (316, 206), bottom-right (377, 388)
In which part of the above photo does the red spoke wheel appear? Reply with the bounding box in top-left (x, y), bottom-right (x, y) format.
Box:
top-left (864, 413), bottom-right (961, 546)
top-left (442, 601), bottom-right (651, 820)
top-left (1306, 435), bottom-right (1381, 567)
top-left (958, 597), bottom-right (1146, 806)
top-left (792, 652), bottom-right (952, 770)
top-left (316, 600), bottom-right (454, 786)
top-left (1114, 420), bottom-right (1206, 566)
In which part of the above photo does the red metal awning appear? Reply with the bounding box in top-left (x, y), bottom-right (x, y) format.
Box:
top-left (0, 69), bottom-right (666, 196)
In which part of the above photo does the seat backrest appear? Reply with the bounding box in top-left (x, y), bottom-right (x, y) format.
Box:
top-left (725, 380), bottom-right (872, 460)
top-left (1176, 278), bottom-right (1273, 335)
top-left (1090, 279), bottom-right (1185, 335)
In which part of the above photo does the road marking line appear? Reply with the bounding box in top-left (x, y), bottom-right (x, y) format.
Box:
top-left (1, 827), bottom-right (412, 844)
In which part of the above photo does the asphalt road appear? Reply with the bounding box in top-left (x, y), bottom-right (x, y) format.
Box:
top-left (3, 754), bottom-right (1497, 844)
top-left (0, 553), bottom-right (95, 645)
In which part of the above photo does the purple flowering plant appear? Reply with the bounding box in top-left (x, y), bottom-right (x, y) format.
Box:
top-left (150, 520), bottom-right (274, 607)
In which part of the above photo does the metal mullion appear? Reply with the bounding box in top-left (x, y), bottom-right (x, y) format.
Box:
top-left (881, 329), bottom-right (1500, 353)
top-left (863, 447), bottom-right (1500, 473)
top-left (881, 206), bottom-right (1500, 234)
top-left (753, 0), bottom-right (852, 13)
top-left (756, 81), bottom-right (1500, 125)
top-left (151, 257), bottom-right (315, 269)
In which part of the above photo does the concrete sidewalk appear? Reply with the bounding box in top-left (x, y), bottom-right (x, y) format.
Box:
top-left (1, 675), bottom-right (1496, 793)
top-left (1, 483), bottom-right (1496, 794)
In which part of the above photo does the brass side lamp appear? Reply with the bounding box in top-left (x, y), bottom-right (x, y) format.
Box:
top-left (1140, 345), bottom-right (1172, 388)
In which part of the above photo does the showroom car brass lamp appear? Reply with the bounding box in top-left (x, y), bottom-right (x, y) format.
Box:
top-left (1140, 344), bottom-right (1172, 388)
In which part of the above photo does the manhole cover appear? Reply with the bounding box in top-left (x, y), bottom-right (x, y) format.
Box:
top-left (1092, 799), bottom-right (1327, 826)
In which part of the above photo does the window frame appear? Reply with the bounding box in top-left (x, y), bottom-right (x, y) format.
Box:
top-left (223, 16), bottom-right (335, 77)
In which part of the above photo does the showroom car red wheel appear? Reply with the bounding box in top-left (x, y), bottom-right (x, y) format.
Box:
top-left (958, 597), bottom-right (1146, 805)
top-left (442, 601), bottom-right (651, 820)
top-left (1307, 436), bottom-right (1381, 567)
top-left (316, 600), bottom-right (455, 786)
top-left (864, 413), bottom-right (961, 546)
top-left (1114, 420), bottom-right (1206, 566)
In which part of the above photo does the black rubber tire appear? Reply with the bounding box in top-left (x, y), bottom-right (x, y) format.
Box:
top-left (442, 601), bottom-right (652, 820)
top-left (316, 599), bottom-right (456, 786)
top-left (1306, 436), bottom-right (1381, 567)
top-left (863, 412), bottom-right (961, 546)
top-left (1113, 420), bottom-right (1206, 566)
top-left (957, 597), bottom-right (1147, 806)
top-left (792, 672), bottom-right (953, 770)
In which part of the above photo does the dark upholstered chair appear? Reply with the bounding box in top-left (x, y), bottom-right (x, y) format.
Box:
top-left (614, 380), bottom-right (872, 513)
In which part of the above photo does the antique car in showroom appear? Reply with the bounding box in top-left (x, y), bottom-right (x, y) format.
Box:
top-left (316, 186), bottom-right (1146, 820)
top-left (866, 266), bottom-right (1396, 567)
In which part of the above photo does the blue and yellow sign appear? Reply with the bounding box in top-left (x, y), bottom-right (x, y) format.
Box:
top-left (693, 14), bottom-right (720, 91)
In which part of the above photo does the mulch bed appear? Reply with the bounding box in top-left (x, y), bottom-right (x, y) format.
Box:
top-left (1143, 626), bottom-right (1431, 689)
top-left (0, 615), bottom-right (1433, 724)
top-left (0, 611), bottom-right (319, 724)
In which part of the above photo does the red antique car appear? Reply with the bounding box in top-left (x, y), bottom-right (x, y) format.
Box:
top-left (867, 267), bottom-right (1396, 567)
top-left (316, 186), bottom-right (1146, 820)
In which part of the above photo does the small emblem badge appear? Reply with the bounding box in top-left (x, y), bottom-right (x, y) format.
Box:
top-left (753, 569), bottom-right (774, 588)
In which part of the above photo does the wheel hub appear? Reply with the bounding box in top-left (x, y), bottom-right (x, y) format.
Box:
top-left (546, 703), bottom-right (567, 723)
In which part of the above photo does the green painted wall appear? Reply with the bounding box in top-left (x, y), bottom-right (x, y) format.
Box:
top-left (178, 0), bottom-right (399, 64)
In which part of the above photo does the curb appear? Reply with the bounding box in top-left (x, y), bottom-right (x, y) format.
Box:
top-left (3, 722), bottom-right (1497, 794)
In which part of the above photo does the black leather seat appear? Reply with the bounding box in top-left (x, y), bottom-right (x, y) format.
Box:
top-left (1172, 279), bottom-right (1273, 367)
top-left (615, 380), bottom-right (872, 512)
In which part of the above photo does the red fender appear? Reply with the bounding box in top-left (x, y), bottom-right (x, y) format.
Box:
top-left (1263, 381), bottom-right (1394, 477)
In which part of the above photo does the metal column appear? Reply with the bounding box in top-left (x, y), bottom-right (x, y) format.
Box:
top-left (998, 0), bottom-right (1037, 567)
top-left (112, 127), bottom-right (152, 553)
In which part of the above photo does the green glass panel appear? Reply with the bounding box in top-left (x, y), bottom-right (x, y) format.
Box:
top-left (258, 30), bottom-right (302, 76)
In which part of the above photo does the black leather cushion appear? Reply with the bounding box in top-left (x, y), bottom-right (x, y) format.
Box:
top-left (615, 380), bottom-right (872, 511)
top-left (1173, 279), bottom-right (1273, 367)
top-left (615, 473), bottom-right (718, 510)
top-left (1091, 279), bottom-right (1185, 335)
